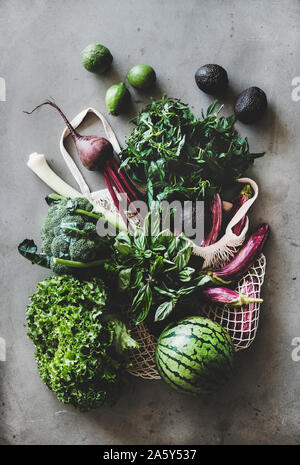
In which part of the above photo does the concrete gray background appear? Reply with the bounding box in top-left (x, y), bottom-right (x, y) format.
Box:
top-left (0, 0), bottom-right (299, 445)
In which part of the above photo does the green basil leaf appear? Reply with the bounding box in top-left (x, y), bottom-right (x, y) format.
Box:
top-left (152, 230), bottom-right (173, 250)
top-left (153, 285), bottom-right (176, 298)
top-left (131, 285), bottom-right (146, 313)
top-left (144, 249), bottom-right (152, 258)
top-left (133, 228), bottom-right (147, 251)
top-left (166, 237), bottom-right (177, 256)
top-left (149, 256), bottom-right (163, 275)
top-left (115, 242), bottom-right (133, 256)
top-left (194, 274), bottom-right (213, 287)
top-left (154, 301), bottom-right (174, 321)
top-left (114, 231), bottom-right (133, 256)
top-left (132, 270), bottom-right (144, 287)
top-left (174, 245), bottom-right (192, 271)
top-left (119, 268), bottom-right (132, 290)
top-left (132, 284), bottom-right (152, 324)
top-left (178, 266), bottom-right (195, 282)
top-left (177, 285), bottom-right (197, 296)
top-left (143, 207), bottom-right (161, 238)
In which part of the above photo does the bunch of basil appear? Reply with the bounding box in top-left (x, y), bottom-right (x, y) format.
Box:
top-left (106, 210), bottom-right (211, 323)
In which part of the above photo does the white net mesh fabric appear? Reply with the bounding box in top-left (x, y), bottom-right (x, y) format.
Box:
top-left (127, 323), bottom-right (161, 379)
top-left (92, 188), bottom-right (115, 211)
top-left (201, 254), bottom-right (266, 351)
top-left (91, 187), bottom-right (142, 227)
top-left (194, 242), bottom-right (242, 270)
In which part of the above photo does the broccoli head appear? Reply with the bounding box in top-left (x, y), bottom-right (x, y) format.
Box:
top-left (41, 208), bottom-right (66, 239)
top-left (69, 238), bottom-right (97, 262)
top-left (50, 261), bottom-right (71, 275)
top-left (75, 197), bottom-right (94, 212)
top-left (18, 195), bottom-right (114, 276)
top-left (50, 235), bottom-right (70, 257)
top-left (40, 197), bottom-right (105, 268)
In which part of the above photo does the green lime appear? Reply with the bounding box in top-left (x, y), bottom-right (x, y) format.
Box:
top-left (105, 83), bottom-right (130, 115)
top-left (81, 43), bottom-right (113, 73)
top-left (127, 64), bottom-right (156, 90)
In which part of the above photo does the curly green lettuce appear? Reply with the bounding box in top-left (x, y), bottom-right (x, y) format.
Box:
top-left (26, 275), bottom-right (138, 411)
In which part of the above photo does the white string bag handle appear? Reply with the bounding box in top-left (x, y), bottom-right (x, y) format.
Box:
top-left (59, 107), bottom-right (121, 203)
top-left (193, 177), bottom-right (259, 269)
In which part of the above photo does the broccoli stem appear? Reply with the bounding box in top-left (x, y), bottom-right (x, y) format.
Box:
top-left (48, 193), bottom-right (128, 232)
top-left (61, 225), bottom-right (87, 235)
top-left (53, 257), bottom-right (107, 268)
top-left (57, 205), bottom-right (102, 220)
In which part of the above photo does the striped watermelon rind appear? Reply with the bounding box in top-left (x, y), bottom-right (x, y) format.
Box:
top-left (155, 316), bottom-right (235, 395)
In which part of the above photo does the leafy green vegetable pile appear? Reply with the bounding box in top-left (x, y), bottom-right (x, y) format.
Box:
top-left (27, 275), bottom-right (138, 411)
top-left (120, 96), bottom-right (264, 205)
top-left (106, 210), bottom-right (210, 324)
top-left (20, 198), bottom-right (212, 325)
top-left (19, 94), bottom-right (267, 410)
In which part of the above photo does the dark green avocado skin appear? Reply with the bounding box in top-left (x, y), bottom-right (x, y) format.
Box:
top-left (234, 87), bottom-right (267, 124)
top-left (195, 64), bottom-right (228, 95)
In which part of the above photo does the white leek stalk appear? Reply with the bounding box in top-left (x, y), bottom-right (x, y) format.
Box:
top-left (27, 152), bottom-right (128, 232)
top-left (27, 153), bottom-right (81, 198)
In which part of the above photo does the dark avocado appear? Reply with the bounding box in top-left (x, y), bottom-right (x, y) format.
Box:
top-left (234, 87), bottom-right (267, 124)
top-left (195, 64), bottom-right (228, 95)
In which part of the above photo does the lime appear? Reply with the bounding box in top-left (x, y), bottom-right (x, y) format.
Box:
top-left (105, 83), bottom-right (130, 115)
top-left (81, 43), bottom-right (113, 73)
top-left (127, 64), bottom-right (156, 90)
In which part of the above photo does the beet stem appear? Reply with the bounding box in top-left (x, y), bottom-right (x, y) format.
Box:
top-left (105, 161), bottom-right (132, 203)
top-left (110, 158), bottom-right (140, 202)
top-left (103, 169), bottom-right (128, 227)
top-left (24, 100), bottom-right (80, 140)
top-left (105, 161), bottom-right (143, 222)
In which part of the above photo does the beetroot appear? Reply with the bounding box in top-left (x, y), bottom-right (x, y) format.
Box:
top-left (24, 100), bottom-right (142, 224)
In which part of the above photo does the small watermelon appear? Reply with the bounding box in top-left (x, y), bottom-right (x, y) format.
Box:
top-left (155, 316), bottom-right (234, 395)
